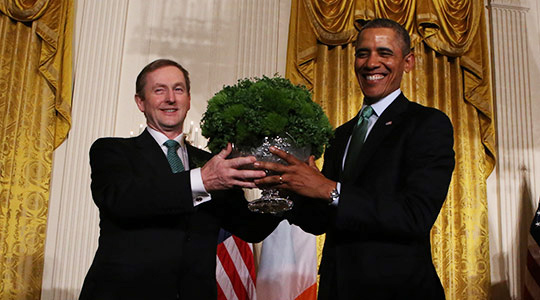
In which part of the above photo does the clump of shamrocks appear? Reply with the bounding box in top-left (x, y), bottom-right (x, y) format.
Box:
top-left (201, 76), bottom-right (333, 159)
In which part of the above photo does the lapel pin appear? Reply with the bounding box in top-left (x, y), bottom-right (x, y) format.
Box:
top-left (385, 121), bottom-right (392, 125)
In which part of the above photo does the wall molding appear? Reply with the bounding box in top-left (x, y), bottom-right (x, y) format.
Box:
top-left (42, 0), bottom-right (129, 299)
top-left (489, 1), bottom-right (538, 297)
top-left (489, 0), bottom-right (530, 10)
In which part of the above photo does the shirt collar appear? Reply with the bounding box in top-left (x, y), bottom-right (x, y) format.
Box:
top-left (364, 88), bottom-right (401, 117)
top-left (146, 127), bottom-right (185, 148)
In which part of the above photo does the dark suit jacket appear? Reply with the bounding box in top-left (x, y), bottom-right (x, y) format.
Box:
top-left (79, 129), bottom-right (279, 300)
top-left (287, 94), bottom-right (455, 299)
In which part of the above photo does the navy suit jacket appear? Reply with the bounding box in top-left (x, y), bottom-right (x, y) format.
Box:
top-left (79, 129), bottom-right (279, 300)
top-left (287, 94), bottom-right (455, 299)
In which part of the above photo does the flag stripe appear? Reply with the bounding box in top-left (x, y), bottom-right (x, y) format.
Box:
top-left (524, 287), bottom-right (535, 300)
top-left (295, 283), bottom-right (317, 300)
top-left (526, 197), bottom-right (540, 299)
top-left (216, 257), bottom-right (240, 300)
top-left (217, 244), bottom-right (248, 299)
top-left (524, 266), bottom-right (540, 300)
top-left (223, 237), bottom-right (256, 297)
top-left (528, 249), bottom-right (540, 288)
top-left (256, 221), bottom-right (317, 300)
top-left (217, 278), bottom-right (226, 300)
top-left (233, 235), bottom-right (256, 282)
top-left (217, 233), bottom-right (255, 300)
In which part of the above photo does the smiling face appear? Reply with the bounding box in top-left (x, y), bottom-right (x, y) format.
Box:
top-left (354, 27), bottom-right (414, 104)
top-left (135, 65), bottom-right (191, 139)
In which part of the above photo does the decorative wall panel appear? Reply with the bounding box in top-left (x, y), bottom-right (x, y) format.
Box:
top-left (489, 0), bottom-right (538, 298)
top-left (41, 1), bottom-right (129, 299)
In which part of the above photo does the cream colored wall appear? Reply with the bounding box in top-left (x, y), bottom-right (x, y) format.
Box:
top-left (528, 1), bottom-right (540, 183)
top-left (114, 0), bottom-right (291, 142)
top-left (488, 0), bottom-right (540, 299)
top-left (42, 1), bottom-right (291, 299)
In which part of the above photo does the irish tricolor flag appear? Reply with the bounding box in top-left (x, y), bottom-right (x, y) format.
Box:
top-left (256, 220), bottom-right (318, 300)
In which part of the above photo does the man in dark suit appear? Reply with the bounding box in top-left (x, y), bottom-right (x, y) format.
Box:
top-left (254, 18), bottom-right (455, 299)
top-left (79, 59), bottom-right (279, 300)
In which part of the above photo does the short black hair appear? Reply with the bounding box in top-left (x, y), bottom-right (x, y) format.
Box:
top-left (135, 59), bottom-right (190, 100)
top-left (357, 18), bottom-right (411, 55)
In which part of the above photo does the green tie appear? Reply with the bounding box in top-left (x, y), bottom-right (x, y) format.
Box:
top-left (341, 106), bottom-right (374, 180)
top-left (164, 140), bottom-right (185, 173)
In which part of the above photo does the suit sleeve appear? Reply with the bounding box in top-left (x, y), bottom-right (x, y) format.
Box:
top-left (208, 189), bottom-right (283, 243)
top-left (89, 138), bottom-right (195, 220)
top-left (284, 143), bottom-right (340, 235)
top-left (336, 110), bottom-right (455, 239)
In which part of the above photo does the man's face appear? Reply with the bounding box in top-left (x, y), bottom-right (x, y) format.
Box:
top-left (354, 27), bottom-right (414, 104)
top-left (135, 66), bottom-right (191, 138)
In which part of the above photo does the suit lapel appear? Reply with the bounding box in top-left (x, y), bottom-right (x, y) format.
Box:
top-left (336, 118), bottom-right (357, 161)
top-left (325, 118), bottom-right (356, 180)
top-left (135, 129), bottom-right (172, 173)
top-left (186, 144), bottom-right (198, 169)
top-left (186, 143), bottom-right (211, 169)
top-left (347, 94), bottom-right (409, 181)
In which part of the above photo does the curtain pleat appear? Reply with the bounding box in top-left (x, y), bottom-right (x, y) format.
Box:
top-left (313, 43), bottom-right (362, 127)
top-left (0, 0), bottom-right (73, 298)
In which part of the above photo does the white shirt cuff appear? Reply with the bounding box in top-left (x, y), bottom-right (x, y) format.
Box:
top-left (330, 182), bottom-right (341, 206)
top-left (190, 168), bottom-right (211, 206)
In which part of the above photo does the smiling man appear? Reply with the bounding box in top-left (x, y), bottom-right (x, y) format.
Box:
top-left (79, 59), bottom-right (280, 300)
top-left (254, 19), bottom-right (455, 299)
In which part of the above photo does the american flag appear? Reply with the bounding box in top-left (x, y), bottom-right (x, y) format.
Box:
top-left (524, 198), bottom-right (540, 299)
top-left (216, 229), bottom-right (257, 300)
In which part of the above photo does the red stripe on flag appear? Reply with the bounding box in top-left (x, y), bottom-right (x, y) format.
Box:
top-left (217, 280), bottom-right (226, 299)
top-left (528, 249), bottom-right (540, 287)
top-left (217, 241), bottom-right (249, 300)
top-left (233, 235), bottom-right (256, 282)
top-left (524, 287), bottom-right (534, 300)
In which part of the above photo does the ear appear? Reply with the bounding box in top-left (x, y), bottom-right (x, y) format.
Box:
top-left (135, 94), bottom-right (145, 113)
top-left (183, 93), bottom-right (192, 112)
top-left (403, 52), bottom-right (415, 73)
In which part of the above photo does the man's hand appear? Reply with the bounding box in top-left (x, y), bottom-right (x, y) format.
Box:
top-left (253, 147), bottom-right (336, 202)
top-left (201, 143), bottom-right (266, 192)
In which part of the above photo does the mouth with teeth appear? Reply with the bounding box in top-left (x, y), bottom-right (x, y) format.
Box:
top-left (365, 74), bottom-right (385, 81)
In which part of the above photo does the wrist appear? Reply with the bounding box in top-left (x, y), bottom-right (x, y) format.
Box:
top-left (327, 182), bottom-right (338, 204)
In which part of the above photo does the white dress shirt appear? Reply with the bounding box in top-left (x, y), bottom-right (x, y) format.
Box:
top-left (147, 127), bottom-right (211, 206)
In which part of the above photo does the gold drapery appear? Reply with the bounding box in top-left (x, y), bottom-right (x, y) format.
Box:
top-left (287, 0), bottom-right (495, 298)
top-left (0, 0), bottom-right (73, 298)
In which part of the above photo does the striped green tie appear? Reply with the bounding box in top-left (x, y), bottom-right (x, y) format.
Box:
top-left (341, 106), bottom-right (374, 181)
top-left (164, 140), bottom-right (185, 173)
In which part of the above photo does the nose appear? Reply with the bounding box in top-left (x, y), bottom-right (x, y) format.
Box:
top-left (165, 89), bottom-right (176, 103)
top-left (365, 53), bottom-right (380, 69)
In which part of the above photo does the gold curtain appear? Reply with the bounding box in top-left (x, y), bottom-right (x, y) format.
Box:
top-left (287, 0), bottom-right (495, 298)
top-left (0, 0), bottom-right (73, 298)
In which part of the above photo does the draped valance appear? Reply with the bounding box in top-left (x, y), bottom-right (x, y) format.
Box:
top-left (290, 0), bottom-right (494, 167)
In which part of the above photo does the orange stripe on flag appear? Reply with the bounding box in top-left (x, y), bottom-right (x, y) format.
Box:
top-left (295, 283), bottom-right (317, 300)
